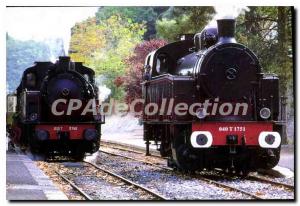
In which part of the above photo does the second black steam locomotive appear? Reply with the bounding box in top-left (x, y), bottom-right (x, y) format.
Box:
top-left (142, 19), bottom-right (286, 174)
top-left (8, 56), bottom-right (104, 159)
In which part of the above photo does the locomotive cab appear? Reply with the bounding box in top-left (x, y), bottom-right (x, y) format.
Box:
top-left (144, 35), bottom-right (195, 78)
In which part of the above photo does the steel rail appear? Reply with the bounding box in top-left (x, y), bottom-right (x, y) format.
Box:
top-left (101, 143), bottom-right (145, 155)
top-left (247, 175), bottom-right (294, 190)
top-left (200, 177), bottom-right (264, 200)
top-left (213, 169), bottom-right (294, 191)
top-left (55, 170), bottom-right (93, 200)
top-left (100, 140), bottom-right (163, 158)
top-left (99, 149), bottom-right (171, 171)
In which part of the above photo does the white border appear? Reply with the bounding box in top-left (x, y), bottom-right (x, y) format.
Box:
top-left (258, 131), bottom-right (281, 148)
top-left (1, 1), bottom-right (297, 204)
top-left (190, 131), bottom-right (213, 148)
top-left (3, 0), bottom-right (297, 6)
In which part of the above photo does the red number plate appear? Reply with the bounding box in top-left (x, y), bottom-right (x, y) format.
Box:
top-left (192, 122), bottom-right (273, 145)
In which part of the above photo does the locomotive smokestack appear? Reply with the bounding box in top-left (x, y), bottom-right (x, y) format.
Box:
top-left (57, 56), bottom-right (74, 72)
top-left (59, 56), bottom-right (70, 62)
top-left (217, 19), bottom-right (236, 44)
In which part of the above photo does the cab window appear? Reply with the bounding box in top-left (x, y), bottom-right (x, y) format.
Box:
top-left (26, 73), bottom-right (36, 87)
top-left (156, 53), bottom-right (169, 74)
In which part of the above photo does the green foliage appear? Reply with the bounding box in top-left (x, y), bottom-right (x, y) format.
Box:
top-left (70, 17), bottom-right (106, 65)
top-left (69, 15), bottom-right (145, 100)
top-left (6, 35), bottom-right (51, 93)
top-left (156, 7), bottom-right (215, 41)
top-left (96, 6), bottom-right (168, 39)
top-left (235, 7), bottom-right (293, 95)
top-left (96, 7), bottom-right (156, 23)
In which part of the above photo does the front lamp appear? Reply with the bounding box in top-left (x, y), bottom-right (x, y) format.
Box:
top-left (259, 107), bottom-right (271, 119)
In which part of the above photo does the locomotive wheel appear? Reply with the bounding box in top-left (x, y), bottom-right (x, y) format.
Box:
top-left (73, 153), bottom-right (85, 161)
top-left (72, 145), bottom-right (85, 161)
top-left (29, 138), bottom-right (42, 154)
top-left (173, 145), bottom-right (200, 172)
top-left (171, 126), bottom-right (200, 172)
top-left (235, 164), bottom-right (250, 177)
top-left (257, 148), bottom-right (281, 170)
top-left (91, 142), bottom-right (100, 153)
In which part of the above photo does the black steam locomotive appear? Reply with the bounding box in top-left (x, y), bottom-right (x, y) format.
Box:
top-left (142, 19), bottom-right (286, 174)
top-left (8, 56), bottom-right (104, 159)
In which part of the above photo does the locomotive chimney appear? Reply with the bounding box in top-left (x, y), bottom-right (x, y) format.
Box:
top-left (217, 19), bottom-right (236, 44)
top-left (59, 56), bottom-right (70, 62)
top-left (57, 56), bottom-right (73, 72)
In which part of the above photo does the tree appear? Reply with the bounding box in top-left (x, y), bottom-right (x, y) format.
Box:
top-left (6, 35), bottom-right (51, 93)
top-left (236, 7), bottom-right (293, 95)
top-left (95, 6), bottom-right (169, 40)
top-left (277, 7), bottom-right (293, 93)
top-left (69, 17), bottom-right (106, 65)
top-left (235, 7), bottom-right (294, 142)
top-left (69, 15), bottom-right (145, 100)
top-left (121, 39), bottom-right (168, 104)
top-left (156, 6), bottom-right (215, 41)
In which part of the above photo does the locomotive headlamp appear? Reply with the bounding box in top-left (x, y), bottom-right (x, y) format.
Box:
top-left (35, 129), bottom-right (49, 141)
top-left (26, 73), bottom-right (36, 87)
top-left (259, 107), bottom-right (271, 119)
top-left (190, 131), bottom-right (213, 148)
top-left (84, 129), bottom-right (98, 141)
top-left (196, 134), bottom-right (208, 146)
top-left (196, 108), bottom-right (207, 119)
top-left (29, 113), bottom-right (38, 121)
top-left (258, 132), bottom-right (281, 148)
top-left (265, 134), bottom-right (275, 145)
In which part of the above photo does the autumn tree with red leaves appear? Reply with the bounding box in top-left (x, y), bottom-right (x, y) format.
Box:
top-left (117, 39), bottom-right (167, 104)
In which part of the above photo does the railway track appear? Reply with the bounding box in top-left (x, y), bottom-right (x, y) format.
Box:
top-left (101, 141), bottom-right (163, 158)
top-left (211, 168), bottom-right (294, 191)
top-left (55, 160), bottom-right (168, 200)
top-left (100, 142), bottom-right (294, 189)
top-left (100, 149), bottom-right (170, 171)
top-left (99, 144), bottom-right (294, 200)
top-left (83, 161), bottom-right (169, 200)
top-left (99, 148), bottom-right (262, 199)
top-left (55, 170), bottom-right (93, 200)
top-left (247, 175), bottom-right (294, 190)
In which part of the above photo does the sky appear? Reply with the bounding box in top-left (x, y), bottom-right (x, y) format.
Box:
top-left (5, 6), bottom-right (249, 53)
top-left (6, 7), bottom-right (99, 54)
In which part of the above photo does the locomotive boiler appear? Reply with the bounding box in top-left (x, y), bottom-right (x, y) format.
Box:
top-left (8, 56), bottom-right (104, 159)
top-left (142, 19), bottom-right (286, 174)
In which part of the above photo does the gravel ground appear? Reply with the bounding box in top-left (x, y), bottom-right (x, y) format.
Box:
top-left (35, 145), bottom-right (294, 201)
top-left (38, 161), bottom-right (157, 200)
top-left (217, 177), bottom-right (294, 199)
top-left (197, 169), bottom-right (294, 200)
top-left (62, 163), bottom-right (156, 200)
top-left (101, 144), bottom-right (295, 191)
top-left (100, 146), bottom-right (167, 167)
top-left (95, 152), bottom-right (253, 200)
